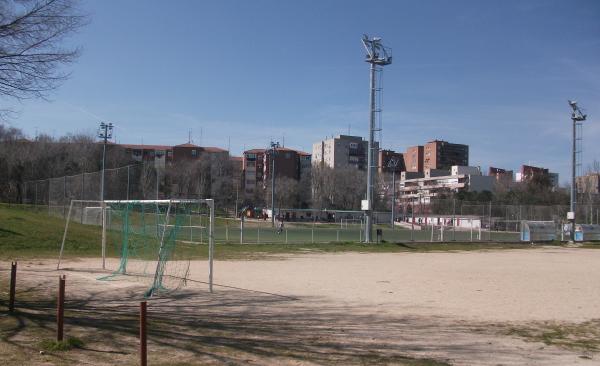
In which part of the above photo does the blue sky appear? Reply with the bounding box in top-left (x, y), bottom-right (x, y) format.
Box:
top-left (3, 0), bottom-right (599, 183)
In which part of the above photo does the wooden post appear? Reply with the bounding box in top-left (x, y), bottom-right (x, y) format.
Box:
top-left (140, 301), bottom-right (147, 366)
top-left (9, 261), bottom-right (16, 312)
top-left (57, 275), bottom-right (65, 342)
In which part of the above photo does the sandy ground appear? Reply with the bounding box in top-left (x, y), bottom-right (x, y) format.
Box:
top-left (3, 247), bottom-right (600, 365)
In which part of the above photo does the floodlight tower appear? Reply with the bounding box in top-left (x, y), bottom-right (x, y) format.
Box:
top-left (567, 100), bottom-right (587, 242)
top-left (362, 35), bottom-right (392, 243)
top-left (98, 122), bottom-right (114, 201)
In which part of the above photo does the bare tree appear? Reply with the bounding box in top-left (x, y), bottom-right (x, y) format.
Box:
top-left (0, 0), bottom-right (86, 100)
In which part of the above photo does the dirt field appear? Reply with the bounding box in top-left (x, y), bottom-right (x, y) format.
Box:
top-left (2, 247), bottom-right (600, 365)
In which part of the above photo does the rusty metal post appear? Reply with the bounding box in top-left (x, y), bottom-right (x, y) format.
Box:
top-left (9, 261), bottom-right (17, 312)
top-left (140, 301), bottom-right (147, 366)
top-left (57, 275), bottom-right (65, 342)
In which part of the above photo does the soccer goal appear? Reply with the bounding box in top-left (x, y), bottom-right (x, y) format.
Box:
top-left (57, 199), bottom-right (215, 297)
top-left (340, 218), bottom-right (364, 229)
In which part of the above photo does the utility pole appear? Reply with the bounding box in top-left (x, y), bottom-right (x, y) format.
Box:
top-left (568, 100), bottom-right (586, 242)
top-left (98, 122), bottom-right (114, 201)
top-left (361, 35), bottom-right (392, 243)
top-left (268, 141), bottom-right (280, 227)
top-left (387, 157), bottom-right (399, 228)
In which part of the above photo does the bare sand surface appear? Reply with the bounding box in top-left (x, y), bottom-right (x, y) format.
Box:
top-left (4, 247), bottom-right (600, 365)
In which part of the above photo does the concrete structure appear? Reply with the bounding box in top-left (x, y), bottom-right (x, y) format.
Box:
top-left (397, 165), bottom-right (494, 205)
top-left (378, 149), bottom-right (405, 173)
top-left (312, 135), bottom-right (378, 170)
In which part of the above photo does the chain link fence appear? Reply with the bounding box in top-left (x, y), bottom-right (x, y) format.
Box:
top-left (18, 166), bottom-right (600, 243)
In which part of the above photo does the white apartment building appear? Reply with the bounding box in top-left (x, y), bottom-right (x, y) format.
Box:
top-left (398, 166), bottom-right (495, 204)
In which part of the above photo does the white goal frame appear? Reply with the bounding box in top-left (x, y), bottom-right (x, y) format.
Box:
top-left (57, 199), bottom-right (216, 292)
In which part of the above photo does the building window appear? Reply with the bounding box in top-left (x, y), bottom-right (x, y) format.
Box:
top-left (349, 142), bottom-right (358, 149)
top-left (192, 149), bottom-right (197, 157)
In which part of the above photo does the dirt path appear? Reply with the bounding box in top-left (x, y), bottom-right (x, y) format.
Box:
top-left (1, 248), bottom-right (599, 365)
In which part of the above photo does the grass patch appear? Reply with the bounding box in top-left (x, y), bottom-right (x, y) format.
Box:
top-left (504, 320), bottom-right (600, 352)
top-left (39, 337), bottom-right (84, 351)
top-left (0, 203), bottom-right (584, 261)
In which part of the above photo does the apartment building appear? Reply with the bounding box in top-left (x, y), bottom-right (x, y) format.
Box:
top-left (121, 144), bottom-right (173, 168)
top-left (404, 140), bottom-right (468, 173)
top-left (312, 135), bottom-right (379, 170)
top-left (515, 165), bottom-right (559, 188)
top-left (242, 147), bottom-right (311, 196)
top-left (397, 165), bottom-right (494, 205)
top-left (404, 145), bottom-right (424, 172)
top-left (489, 167), bottom-right (513, 186)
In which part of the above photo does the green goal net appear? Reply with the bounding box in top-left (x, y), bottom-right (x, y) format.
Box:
top-left (58, 199), bottom-right (215, 297)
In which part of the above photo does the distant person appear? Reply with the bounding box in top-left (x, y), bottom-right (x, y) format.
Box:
top-left (277, 219), bottom-right (284, 234)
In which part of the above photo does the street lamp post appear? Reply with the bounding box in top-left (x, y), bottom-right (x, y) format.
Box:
top-left (269, 141), bottom-right (280, 227)
top-left (98, 122), bottom-right (113, 201)
top-left (387, 158), bottom-right (399, 228)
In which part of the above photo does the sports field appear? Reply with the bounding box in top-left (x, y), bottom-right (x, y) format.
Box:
top-left (1, 205), bottom-right (599, 365)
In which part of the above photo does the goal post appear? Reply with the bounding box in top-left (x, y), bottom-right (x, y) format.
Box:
top-left (57, 199), bottom-right (215, 296)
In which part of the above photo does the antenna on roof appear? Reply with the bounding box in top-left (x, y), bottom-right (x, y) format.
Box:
top-left (188, 129), bottom-right (192, 144)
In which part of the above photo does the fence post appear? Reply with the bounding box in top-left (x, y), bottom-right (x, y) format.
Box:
top-left (127, 165), bottom-right (130, 201)
top-left (285, 229), bottom-right (288, 244)
top-left (452, 199), bottom-right (456, 241)
top-left (430, 224), bottom-right (434, 242)
top-left (470, 219), bottom-right (473, 242)
top-left (225, 222), bottom-right (229, 242)
top-left (63, 176), bottom-right (67, 218)
top-left (336, 230), bottom-right (339, 242)
top-left (257, 225), bottom-right (260, 244)
top-left (9, 261), bottom-right (17, 313)
top-left (57, 275), bottom-right (65, 342)
top-left (489, 201), bottom-right (492, 241)
top-left (240, 218), bottom-right (244, 244)
top-left (311, 226), bottom-right (314, 243)
top-left (140, 301), bottom-right (147, 366)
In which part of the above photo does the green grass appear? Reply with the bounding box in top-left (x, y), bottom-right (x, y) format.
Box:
top-left (504, 320), bottom-right (600, 352)
top-left (39, 337), bottom-right (84, 351)
top-left (1, 203), bottom-right (595, 261)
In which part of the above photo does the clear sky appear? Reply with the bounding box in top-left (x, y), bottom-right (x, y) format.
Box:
top-left (3, 0), bottom-right (599, 183)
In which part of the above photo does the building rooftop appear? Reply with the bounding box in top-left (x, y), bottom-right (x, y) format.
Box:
top-left (120, 144), bottom-right (172, 150)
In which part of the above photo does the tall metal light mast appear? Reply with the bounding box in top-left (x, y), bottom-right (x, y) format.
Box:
top-left (567, 100), bottom-right (586, 242)
top-left (362, 35), bottom-right (392, 243)
top-left (98, 122), bottom-right (113, 201)
top-left (268, 141), bottom-right (280, 227)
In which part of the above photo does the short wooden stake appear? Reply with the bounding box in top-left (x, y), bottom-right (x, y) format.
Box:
top-left (140, 301), bottom-right (147, 366)
top-left (9, 261), bottom-right (17, 312)
top-left (57, 275), bottom-right (65, 342)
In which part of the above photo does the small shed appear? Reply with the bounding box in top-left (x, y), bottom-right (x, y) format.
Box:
top-left (574, 224), bottom-right (600, 242)
top-left (521, 221), bottom-right (556, 242)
